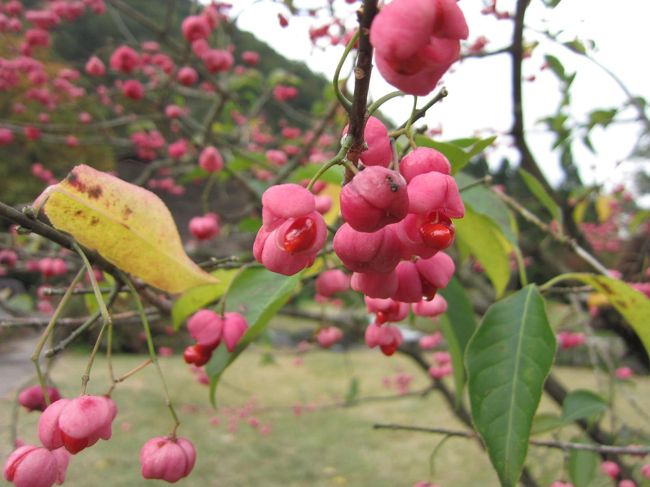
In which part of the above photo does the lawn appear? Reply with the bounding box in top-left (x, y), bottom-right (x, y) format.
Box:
top-left (1, 347), bottom-right (648, 487)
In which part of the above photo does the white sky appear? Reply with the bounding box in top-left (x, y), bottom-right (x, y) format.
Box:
top-left (233, 0), bottom-right (650, 196)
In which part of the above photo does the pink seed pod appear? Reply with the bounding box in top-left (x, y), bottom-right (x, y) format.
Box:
top-left (187, 309), bottom-right (223, 348)
top-left (3, 445), bottom-right (69, 487)
top-left (618, 481), bottom-right (635, 487)
top-left (202, 49), bottom-right (233, 73)
top-left (316, 326), bottom-right (344, 348)
top-left (365, 297), bottom-right (409, 323)
top-left (428, 364), bottom-right (452, 379)
top-left (340, 166), bottom-right (408, 232)
top-left (315, 269), bottom-right (350, 298)
top-left (600, 461), bottom-right (620, 479)
top-left (109, 45), bottom-right (140, 74)
top-left (640, 464), bottom-right (650, 479)
top-left (18, 385), bottom-right (61, 412)
top-left (369, 0), bottom-right (468, 96)
top-left (407, 171), bottom-right (464, 217)
top-left (188, 213), bottom-right (220, 241)
top-left (343, 116), bottom-right (392, 167)
top-left (222, 312), bottom-right (248, 352)
top-left (351, 270), bottom-right (398, 299)
top-left (399, 147), bottom-right (451, 182)
top-left (176, 66), bottom-right (198, 86)
top-left (419, 332), bottom-right (443, 350)
top-left (199, 146), bottom-right (224, 173)
top-left (265, 149), bottom-right (288, 166)
top-left (39, 396), bottom-right (117, 454)
top-left (84, 55), bottom-right (105, 76)
top-left (121, 79), bottom-right (144, 100)
top-left (261, 184), bottom-right (316, 227)
top-left (140, 436), bottom-right (196, 483)
top-left (614, 367), bottom-right (633, 379)
top-left (415, 252), bottom-right (456, 291)
top-left (412, 294), bottom-right (448, 317)
top-left (333, 223), bottom-right (401, 274)
top-left (242, 50), bottom-right (260, 66)
top-left (181, 15), bottom-right (211, 42)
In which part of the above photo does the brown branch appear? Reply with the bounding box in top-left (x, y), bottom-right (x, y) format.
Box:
top-left (373, 423), bottom-right (650, 455)
top-left (0, 202), bottom-right (119, 276)
top-left (1, 309), bottom-right (159, 329)
top-left (345, 0), bottom-right (379, 179)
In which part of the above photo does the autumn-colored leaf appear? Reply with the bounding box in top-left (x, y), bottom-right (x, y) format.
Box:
top-left (33, 164), bottom-right (217, 294)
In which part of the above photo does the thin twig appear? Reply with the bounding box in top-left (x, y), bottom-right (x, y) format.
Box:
top-left (373, 423), bottom-right (650, 455)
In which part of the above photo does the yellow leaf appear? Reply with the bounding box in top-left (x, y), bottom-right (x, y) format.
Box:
top-left (33, 165), bottom-right (217, 294)
top-left (596, 196), bottom-right (613, 223)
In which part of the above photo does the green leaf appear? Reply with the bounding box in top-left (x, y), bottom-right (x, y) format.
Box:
top-left (414, 136), bottom-right (496, 174)
top-left (564, 39), bottom-right (587, 54)
top-left (518, 169), bottom-right (563, 226)
top-left (568, 440), bottom-right (599, 487)
top-left (439, 277), bottom-right (477, 406)
top-left (562, 389), bottom-right (608, 423)
top-left (530, 413), bottom-right (565, 436)
top-left (588, 109), bottom-right (617, 128)
top-left (238, 217), bottom-right (262, 233)
top-left (289, 163), bottom-right (344, 185)
top-left (547, 273), bottom-right (650, 361)
top-left (207, 267), bottom-right (303, 405)
top-left (455, 204), bottom-right (512, 297)
top-left (172, 269), bottom-right (236, 330)
top-left (456, 173), bottom-right (518, 245)
top-left (545, 55), bottom-right (566, 80)
top-left (466, 285), bottom-right (556, 487)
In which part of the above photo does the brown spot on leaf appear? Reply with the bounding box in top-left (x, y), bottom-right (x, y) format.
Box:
top-left (87, 185), bottom-right (102, 199)
top-left (122, 206), bottom-right (133, 219)
top-left (90, 216), bottom-right (99, 226)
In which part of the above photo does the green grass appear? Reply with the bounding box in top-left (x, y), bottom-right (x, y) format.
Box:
top-left (2, 348), bottom-right (649, 486)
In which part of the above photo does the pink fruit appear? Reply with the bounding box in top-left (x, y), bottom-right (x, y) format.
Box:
top-left (38, 396), bottom-right (117, 454)
top-left (3, 445), bottom-right (69, 487)
top-left (315, 270), bottom-right (350, 298)
top-left (412, 295), bottom-right (448, 317)
top-left (370, 0), bottom-right (468, 95)
top-left (428, 364), bottom-right (452, 379)
top-left (400, 147), bottom-right (451, 182)
top-left (254, 185), bottom-right (327, 275)
top-left (109, 45), bottom-right (140, 74)
top-left (176, 66), bottom-right (198, 86)
top-left (222, 312), bottom-right (248, 352)
top-left (343, 116), bottom-right (392, 167)
top-left (199, 146), bottom-right (224, 173)
top-left (0, 128), bottom-right (13, 145)
top-left (316, 327), bottom-right (343, 348)
top-left (365, 297), bottom-right (409, 323)
top-left (183, 344), bottom-right (213, 366)
top-left (181, 15), bottom-right (210, 42)
top-left (84, 55), bottom-right (105, 76)
top-left (615, 367), bottom-right (633, 379)
top-left (419, 332), bottom-right (443, 349)
top-left (187, 309), bottom-right (223, 348)
top-left (601, 461), bottom-right (620, 479)
top-left (242, 51), bottom-right (260, 66)
top-left (188, 213), bottom-right (220, 241)
top-left (18, 385), bottom-right (61, 412)
top-left (333, 223), bottom-right (401, 274)
top-left (351, 270), bottom-right (398, 299)
top-left (340, 166), bottom-right (408, 232)
top-left (122, 79), bottom-right (144, 100)
top-left (202, 49), bottom-right (233, 73)
top-left (140, 436), bottom-right (196, 482)
top-left (407, 172), bottom-right (464, 217)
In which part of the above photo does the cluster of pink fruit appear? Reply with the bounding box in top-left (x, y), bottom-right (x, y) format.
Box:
top-left (253, 114), bottom-right (462, 356)
top-left (183, 309), bottom-right (249, 367)
top-left (4, 386), bottom-right (196, 486)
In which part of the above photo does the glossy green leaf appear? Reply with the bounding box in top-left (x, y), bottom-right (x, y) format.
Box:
top-left (548, 273), bottom-right (650, 361)
top-left (530, 413), bottom-right (565, 436)
top-left (466, 285), bottom-right (556, 487)
top-left (439, 277), bottom-right (477, 406)
top-left (456, 173), bottom-right (518, 245)
top-left (561, 389), bottom-right (608, 423)
top-left (568, 439), bottom-right (599, 487)
top-left (414, 135), bottom-right (496, 174)
top-left (455, 204), bottom-right (511, 297)
top-left (171, 269), bottom-right (237, 330)
top-left (289, 163), bottom-right (344, 184)
top-left (519, 169), bottom-right (563, 226)
top-left (344, 377), bottom-right (360, 405)
top-left (208, 267), bottom-right (303, 404)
